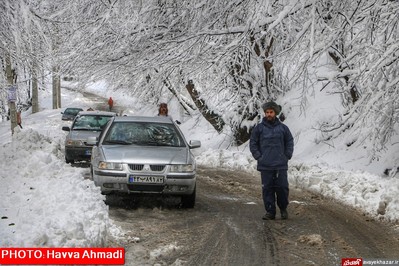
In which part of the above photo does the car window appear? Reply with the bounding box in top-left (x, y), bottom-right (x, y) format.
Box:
top-left (72, 115), bottom-right (113, 131)
top-left (97, 119), bottom-right (112, 141)
top-left (103, 122), bottom-right (185, 147)
top-left (65, 108), bottom-right (82, 115)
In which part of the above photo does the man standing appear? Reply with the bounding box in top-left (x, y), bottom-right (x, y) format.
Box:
top-left (250, 101), bottom-right (294, 220)
top-left (108, 97), bottom-right (114, 111)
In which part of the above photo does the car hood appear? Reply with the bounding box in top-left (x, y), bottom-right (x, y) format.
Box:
top-left (101, 145), bottom-right (190, 164)
top-left (68, 130), bottom-right (101, 140)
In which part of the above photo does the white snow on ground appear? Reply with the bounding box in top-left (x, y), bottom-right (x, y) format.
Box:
top-left (1, 81), bottom-right (398, 251)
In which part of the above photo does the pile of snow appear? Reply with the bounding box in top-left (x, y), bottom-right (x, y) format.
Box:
top-left (0, 88), bottom-right (127, 248)
top-left (0, 128), bottom-right (109, 246)
top-left (289, 163), bottom-right (399, 222)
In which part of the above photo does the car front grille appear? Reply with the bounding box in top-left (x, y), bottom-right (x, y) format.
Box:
top-left (150, 165), bottom-right (165, 171)
top-left (128, 164), bottom-right (144, 171)
top-left (128, 164), bottom-right (165, 172)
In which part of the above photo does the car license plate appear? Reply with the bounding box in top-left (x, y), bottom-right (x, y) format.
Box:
top-left (129, 176), bottom-right (164, 184)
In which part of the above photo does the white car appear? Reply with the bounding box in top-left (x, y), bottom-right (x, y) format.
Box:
top-left (89, 116), bottom-right (201, 208)
top-left (62, 110), bottom-right (116, 163)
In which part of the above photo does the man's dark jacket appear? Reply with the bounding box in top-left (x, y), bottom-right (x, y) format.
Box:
top-left (250, 118), bottom-right (294, 171)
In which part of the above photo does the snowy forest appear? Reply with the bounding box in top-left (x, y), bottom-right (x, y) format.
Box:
top-left (1, 0), bottom-right (398, 159)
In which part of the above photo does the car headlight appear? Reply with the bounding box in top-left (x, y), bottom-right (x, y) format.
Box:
top-left (98, 161), bottom-right (123, 170)
top-left (66, 139), bottom-right (84, 146)
top-left (169, 164), bottom-right (194, 173)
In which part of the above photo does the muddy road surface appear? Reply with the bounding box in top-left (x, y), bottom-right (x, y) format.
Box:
top-left (105, 168), bottom-right (399, 266)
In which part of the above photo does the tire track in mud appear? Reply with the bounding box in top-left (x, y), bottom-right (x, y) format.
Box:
top-left (262, 225), bottom-right (279, 265)
top-left (106, 168), bottom-right (399, 266)
top-left (183, 186), bottom-right (278, 266)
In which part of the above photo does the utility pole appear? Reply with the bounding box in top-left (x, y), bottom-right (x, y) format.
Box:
top-left (5, 54), bottom-right (17, 134)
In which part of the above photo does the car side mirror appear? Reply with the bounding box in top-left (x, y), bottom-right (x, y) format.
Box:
top-left (188, 140), bottom-right (201, 149)
top-left (87, 136), bottom-right (98, 146)
top-left (62, 126), bottom-right (70, 131)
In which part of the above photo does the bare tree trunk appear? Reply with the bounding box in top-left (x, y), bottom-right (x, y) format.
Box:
top-left (31, 63), bottom-right (39, 113)
top-left (328, 51), bottom-right (359, 104)
top-left (253, 36), bottom-right (274, 95)
top-left (233, 111), bottom-right (258, 145)
top-left (185, 80), bottom-right (225, 133)
top-left (264, 38), bottom-right (274, 94)
top-left (5, 53), bottom-right (17, 134)
top-left (52, 66), bottom-right (61, 109)
top-left (163, 78), bottom-right (195, 114)
top-left (57, 70), bottom-right (61, 108)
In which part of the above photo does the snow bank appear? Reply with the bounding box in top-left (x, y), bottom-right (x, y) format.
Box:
top-left (0, 128), bottom-right (110, 247)
top-left (197, 148), bottom-right (399, 222)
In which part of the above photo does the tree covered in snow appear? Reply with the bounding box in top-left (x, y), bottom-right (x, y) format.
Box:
top-left (293, 1), bottom-right (399, 160)
top-left (1, 0), bottom-right (398, 158)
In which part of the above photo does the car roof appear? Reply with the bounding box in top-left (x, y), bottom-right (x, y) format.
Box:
top-left (65, 107), bottom-right (83, 110)
top-left (77, 110), bottom-right (116, 116)
top-left (112, 115), bottom-right (174, 124)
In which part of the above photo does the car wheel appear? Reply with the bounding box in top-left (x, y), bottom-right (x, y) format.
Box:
top-left (65, 157), bottom-right (74, 164)
top-left (181, 186), bottom-right (196, 208)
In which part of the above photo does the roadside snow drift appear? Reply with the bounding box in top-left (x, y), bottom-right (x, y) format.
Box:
top-left (0, 128), bottom-right (110, 247)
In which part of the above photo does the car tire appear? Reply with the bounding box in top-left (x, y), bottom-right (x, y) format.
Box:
top-left (65, 157), bottom-right (74, 164)
top-left (181, 186), bottom-right (196, 208)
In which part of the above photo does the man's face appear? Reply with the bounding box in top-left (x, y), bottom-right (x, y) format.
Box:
top-left (265, 109), bottom-right (276, 121)
top-left (159, 105), bottom-right (167, 115)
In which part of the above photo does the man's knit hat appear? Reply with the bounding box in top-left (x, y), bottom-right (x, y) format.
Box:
top-left (261, 101), bottom-right (281, 115)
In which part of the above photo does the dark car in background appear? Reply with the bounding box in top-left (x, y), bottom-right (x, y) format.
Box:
top-left (62, 110), bottom-right (116, 164)
top-left (61, 107), bottom-right (84, 121)
top-left (89, 116), bottom-right (201, 208)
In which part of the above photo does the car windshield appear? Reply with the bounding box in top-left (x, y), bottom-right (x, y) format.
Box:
top-left (103, 121), bottom-right (185, 147)
top-left (72, 115), bottom-right (113, 131)
top-left (65, 108), bottom-right (82, 115)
